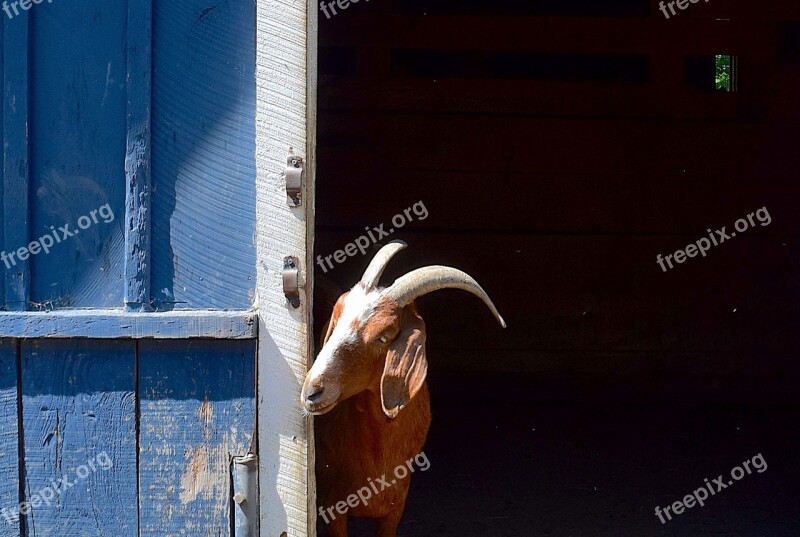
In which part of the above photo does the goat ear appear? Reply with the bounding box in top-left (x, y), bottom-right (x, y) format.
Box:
top-left (380, 312), bottom-right (428, 419)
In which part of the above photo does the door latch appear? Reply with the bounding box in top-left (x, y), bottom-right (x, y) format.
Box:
top-left (282, 256), bottom-right (301, 308)
top-left (286, 156), bottom-right (303, 207)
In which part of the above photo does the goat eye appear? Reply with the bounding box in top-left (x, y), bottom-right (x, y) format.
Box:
top-left (378, 336), bottom-right (389, 344)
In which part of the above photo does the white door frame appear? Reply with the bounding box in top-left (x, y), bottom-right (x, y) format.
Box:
top-left (255, 0), bottom-right (318, 534)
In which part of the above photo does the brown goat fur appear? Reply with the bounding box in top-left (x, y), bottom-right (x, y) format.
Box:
top-left (310, 293), bottom-right (432, 537)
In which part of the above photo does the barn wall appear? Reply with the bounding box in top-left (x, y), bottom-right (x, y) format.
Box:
top-left (315, 0), bottom-right (800, 403)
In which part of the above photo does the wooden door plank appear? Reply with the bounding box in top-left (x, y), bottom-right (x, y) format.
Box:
top-left (3, 14), bottom-right (30, 311)
top-left (0, 310), bottom-right (258, 340)
top-left (150, 0), bottom-right (257, 311)
top-left (256, 0), bottom-right (318, 533)
top-left (0, 339), bottom-right (20, 535)
top-left (27, 0), bottom-right (128, 309)
top-left (20, 340), bottom-right (137, 536)
top-left (124, 0), bottom-right (153, 312)
top-left (138, 339), bottom-right (256, 537)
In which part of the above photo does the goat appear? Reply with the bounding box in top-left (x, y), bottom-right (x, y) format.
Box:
top-left (301, 241), bottom-right (506, 537)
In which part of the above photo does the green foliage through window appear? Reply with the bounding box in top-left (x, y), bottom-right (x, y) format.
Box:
top-left (716, 54), bottom-right (733, 91)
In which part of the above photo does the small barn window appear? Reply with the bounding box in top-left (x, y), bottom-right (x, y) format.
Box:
top-left (716, 54), bottom-right (736, 92)
top-left (685, 54), bottom-right (737, 93)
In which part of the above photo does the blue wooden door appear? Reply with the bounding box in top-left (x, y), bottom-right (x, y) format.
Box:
top-left (0, 0), bottom-right (262, 535)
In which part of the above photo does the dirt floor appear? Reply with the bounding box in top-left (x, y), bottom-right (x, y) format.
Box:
top-left (319, 373), bottom-right (800, 536)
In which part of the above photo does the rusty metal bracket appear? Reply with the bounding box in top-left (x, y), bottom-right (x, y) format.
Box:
top-left (282, 256), bottom-right (301, 308)
top-left (286, 156), bottom-right (303, 207)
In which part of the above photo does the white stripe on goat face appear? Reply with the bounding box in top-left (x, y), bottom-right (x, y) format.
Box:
top-left (309, 284), bottom-right (382, 380)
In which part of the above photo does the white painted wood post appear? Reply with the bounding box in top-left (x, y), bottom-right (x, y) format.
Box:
top-left (255, 0), bottom-right (318, 534)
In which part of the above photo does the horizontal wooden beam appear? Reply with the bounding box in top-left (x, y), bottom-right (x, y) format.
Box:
top-left (317, 113), bottom-right (800, 176)
top-left (321, 15), bottom-right (780, 56)
top-left (319, 76), bottom-right (747, 119)
top-left (315, 170), bottom-right (798, 234)
top-left (0, 310), bottom-right (257, 339)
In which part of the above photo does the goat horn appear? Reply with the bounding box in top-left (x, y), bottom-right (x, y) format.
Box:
top-left (385, 266), bottom-right (506, 328)
top-left (360, 240), bottom-right (407, 289)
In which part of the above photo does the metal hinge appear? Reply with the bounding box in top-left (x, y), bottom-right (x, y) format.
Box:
top-left (232, 454), bottom-right (259, 537)
top-left (286, 156), bottom-right (303, 207)
top-left (282, 256), bottom-right (301, 308)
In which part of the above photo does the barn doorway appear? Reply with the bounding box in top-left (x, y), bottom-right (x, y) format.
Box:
top-left (313, 1), bottom-right (800, 535)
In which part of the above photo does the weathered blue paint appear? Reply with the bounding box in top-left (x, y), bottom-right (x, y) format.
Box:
top-left (21, 339), bottom-right (138, 536)
top-left (2, 0), bottom-right (264, 532)
top-left (138, 339), bottom-right (256, 537)
top-left (151, 0), bottom-right (257, 311)
top-left (0, 18), bottom-right (5, 311)
top-left (124, 0), bottom-right (153, 312)
top-left (3, 0), bottom-right (257, 312)
top-left (0, 339), bottom-right (20, 534)
top-left (0, 310), bottom-right (257, 339)
top-left (3, 14), bottom-right (30, 312)
top-left (29, 0), bottom-right (127, 309)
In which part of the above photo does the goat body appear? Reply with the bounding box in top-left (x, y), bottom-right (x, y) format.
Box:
top-left (302, 242), bottom-right (505, 537)
top-left (316, 380), bottom-right (431, 536)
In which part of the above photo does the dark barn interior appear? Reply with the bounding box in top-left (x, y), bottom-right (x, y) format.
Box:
top-left (313, 0), bottom-right (800, 535)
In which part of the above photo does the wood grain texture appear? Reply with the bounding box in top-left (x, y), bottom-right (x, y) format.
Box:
top-left (255, 0), bottom-right (317, 533)
top-left (28, 0), bottom-right (127, 309)
top-left (21, 339), bottom-right (137, 537)
top-left (150, 0), bottom-right (257, 311)
top-left (124, 0), bottom-right (153, 312)
top-left (138, 339), bottom-right (256, 537)
top-left (0, 310), bottom-right (257, 340)
top-left (0, 339), bottom-right (20, 535)
top-left (3, 14), bottom-right (30, 311)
